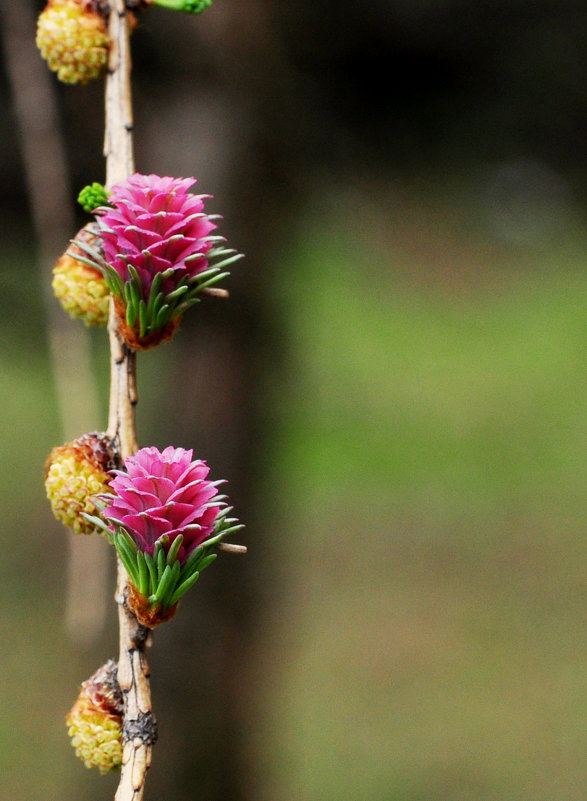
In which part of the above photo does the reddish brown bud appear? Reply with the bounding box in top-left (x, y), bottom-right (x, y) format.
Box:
top-left (126, 582), bottom-right (179, 628)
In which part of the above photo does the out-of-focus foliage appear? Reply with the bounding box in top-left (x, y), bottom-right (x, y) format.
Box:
top-left (251, 189), bottom-right (587, 801)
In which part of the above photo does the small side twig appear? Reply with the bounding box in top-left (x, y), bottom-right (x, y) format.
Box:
top-left (218, 542), bottom-right (248, 553)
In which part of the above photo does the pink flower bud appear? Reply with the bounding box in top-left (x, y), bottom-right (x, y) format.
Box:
top-left (100, 446), bottom-right (222, 561)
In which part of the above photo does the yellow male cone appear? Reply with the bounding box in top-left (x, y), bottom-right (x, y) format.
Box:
top-left (36, 0), bottom-right (109, 85)
top-left (52, 223), bottom-right (110, 326)
top-left (67, 661), bottom-right (123, 774)
top-left (45, 432), bottom-right (117, 535)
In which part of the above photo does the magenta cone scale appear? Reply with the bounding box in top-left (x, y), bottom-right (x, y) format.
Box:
top-left (75, 172), bottom-right (242, 348)
top-left (98, 174), bottom-right (216, 300)
top-left (100, 446), bottom-right (222, 562)
top-left (90, 444), bottom-right (243, 621)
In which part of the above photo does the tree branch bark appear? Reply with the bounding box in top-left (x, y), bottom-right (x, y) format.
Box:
top-left (103, 3), bottom-right (155, 799)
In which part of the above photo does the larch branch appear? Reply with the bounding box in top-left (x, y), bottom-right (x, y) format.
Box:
top-left (103, 2), bottom-right (155, 800)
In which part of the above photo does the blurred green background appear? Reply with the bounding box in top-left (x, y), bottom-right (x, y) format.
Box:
top-left (0, 1), bottom-right (586, 800)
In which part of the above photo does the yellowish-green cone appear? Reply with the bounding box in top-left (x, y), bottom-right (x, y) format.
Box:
top-left (52, 224), bottom-right (109, 326)
top-left (68, 709), bottom-right (122, 774)
top-left (45, 433), bottom-right (117, 535)
top-left (36, 0), bottom-right (109, 85)
top-left (67, 660), bottom-right (123, 774)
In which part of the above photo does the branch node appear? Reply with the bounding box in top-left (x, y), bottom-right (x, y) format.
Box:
top-left (128, 621), bottom-right (151, 649)
top-left (122, 711), bottom-right (158, 745)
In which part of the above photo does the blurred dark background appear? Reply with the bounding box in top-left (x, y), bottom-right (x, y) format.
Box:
top-left (0, 1), bottom-right (586, 800)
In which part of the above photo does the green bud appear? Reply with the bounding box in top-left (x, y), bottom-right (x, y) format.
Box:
top-left (78, 182), bottom-right (109, 213)
top-left (151, 0), bottom-right (212, 14)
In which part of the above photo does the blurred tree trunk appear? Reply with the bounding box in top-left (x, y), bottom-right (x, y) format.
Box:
top-left (137, 3), bottom-right (301, 800)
